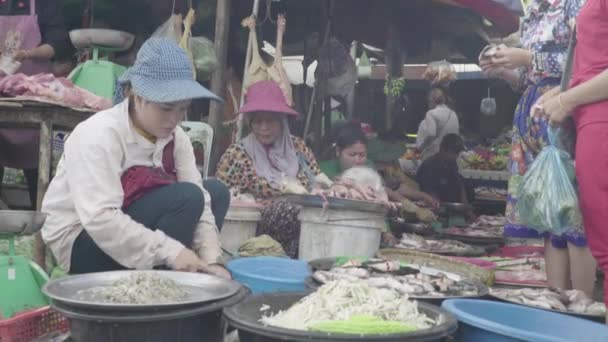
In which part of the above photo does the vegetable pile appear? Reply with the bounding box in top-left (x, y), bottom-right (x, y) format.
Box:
top-left (261, 280), bottom-right (434, 333)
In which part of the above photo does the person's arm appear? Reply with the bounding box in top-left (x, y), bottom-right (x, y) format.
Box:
top-left (64, 127), bottom-right (185, 270)
top-left (19, 2), bottom-right (72, 62)
top-left (416, 112), bottom-right (437, 152)
top-left (173, 128), bottom-right (222, 265)
top-left (563, 69), bottom-right (608, 108)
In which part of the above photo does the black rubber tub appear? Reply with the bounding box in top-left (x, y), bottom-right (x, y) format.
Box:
top-left (223, 291), bottom-right (458, 342)
top-left (51, 286), bottom-right (248, 342)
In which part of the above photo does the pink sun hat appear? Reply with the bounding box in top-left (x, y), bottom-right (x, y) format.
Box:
top-left (239, 80), bottom-right (299, 117)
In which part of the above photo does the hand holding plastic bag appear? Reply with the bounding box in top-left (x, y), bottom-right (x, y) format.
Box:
top-left (517, 128), bottom-right (582, 234)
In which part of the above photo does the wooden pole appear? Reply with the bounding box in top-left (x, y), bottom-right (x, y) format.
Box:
top-left (208, 0), bottom-right (232, 175)
top-left (34, 119), bottom-right (52, 270)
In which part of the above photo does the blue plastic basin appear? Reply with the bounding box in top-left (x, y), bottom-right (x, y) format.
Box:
top-left (442, 299), bottom-right (608, 342)
top-left (227, 257), bottom-right (310, 294)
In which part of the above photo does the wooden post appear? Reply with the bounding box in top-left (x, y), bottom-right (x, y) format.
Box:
top-left (35, 119), bottom-right (52, 270)
top-left (208, 0), bottom-right (232, 175)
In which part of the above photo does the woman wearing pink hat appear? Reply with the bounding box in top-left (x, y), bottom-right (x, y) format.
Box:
top-left (216, 80), bottom-right (326, 199)
top-left (216, 80), bottom-right (329, 257)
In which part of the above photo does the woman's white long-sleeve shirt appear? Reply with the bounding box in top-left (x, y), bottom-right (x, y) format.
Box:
top-left (416, 104), bottom-right (460, 160)
top-left (41, 100), bottom-right (221, 271)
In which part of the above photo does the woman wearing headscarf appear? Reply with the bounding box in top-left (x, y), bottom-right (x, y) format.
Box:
top-left (41, 38), bottom-right (229, 278)
top-left (216, 80), bottom-right (325, 199)
top-left (216, 80), bottom-right (329, 257)
top-left (480, 0), bottom-right (596, 296)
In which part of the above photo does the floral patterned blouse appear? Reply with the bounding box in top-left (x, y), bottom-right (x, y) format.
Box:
top-left (216, 135), bottom-right (321, 199)
top-left (515, 0), bottom-right (585, 88)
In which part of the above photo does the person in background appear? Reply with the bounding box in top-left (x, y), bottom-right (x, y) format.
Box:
top-left (416, 134), bottom-right (470, 205)
top-left (216, 80), bottom-right (327, 199)
top-left (480, 0), bottom-right (596, 296)
top-left (0, 0), bottom-right (75, 208)
top-left (416, 86), bottom-right (460, 161)
top-left (320, 121), bottom-right (437, 222)
top-left (216, 80), bottom-right (331, 258)
top-left (41, 38), bottom-right (229, 278)
top-left (534, 0), bottom-right (608, 314)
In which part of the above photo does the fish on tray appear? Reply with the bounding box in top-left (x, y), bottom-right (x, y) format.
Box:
top-left (445, 226), bottom-right (502, 238)
top-left (491, 287), bottom-right (606, 316)
top-left (313, 264), bottom-right (480, 298)
top-left (396, 233), bottom-right (476, 254)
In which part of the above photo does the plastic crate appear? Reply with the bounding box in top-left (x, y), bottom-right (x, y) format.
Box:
top-left (0, 306), bottom-right (69, 342)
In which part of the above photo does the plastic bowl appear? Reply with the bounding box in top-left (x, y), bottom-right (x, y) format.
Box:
top-left (442, 299), bottom-right (608, 342)
top-left (227, 257), bottom-right (309, 294)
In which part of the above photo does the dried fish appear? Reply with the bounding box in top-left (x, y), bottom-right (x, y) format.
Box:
top-left (491, 287), bottom-right (606, 316)
top-left (77, 273), bottom-right (188, 305)
top-left (313, 265), bottom-right (480, 298)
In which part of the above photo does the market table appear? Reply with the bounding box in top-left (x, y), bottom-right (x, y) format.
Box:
top-left (0, 99), bottom-right (93, 269)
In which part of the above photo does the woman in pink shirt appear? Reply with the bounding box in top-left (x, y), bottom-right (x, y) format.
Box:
top-left (536, 0), bottom-right (608, 317)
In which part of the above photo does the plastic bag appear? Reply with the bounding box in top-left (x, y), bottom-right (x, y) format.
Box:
top-left (190, 36), bottom-right (218, 81)
top-left (481, 89), bottom-right (497, 116)
top-left (422, 60), bottom-right (457, 86)
top-left (151, 14), bottom-right (183, 43)
top-left (517, 129), bottom-right (583, 234)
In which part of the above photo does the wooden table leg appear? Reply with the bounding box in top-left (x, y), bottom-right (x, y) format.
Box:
top-left (34, 119), bottom-right (52, 270)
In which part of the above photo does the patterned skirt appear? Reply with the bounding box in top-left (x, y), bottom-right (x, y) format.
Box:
top-left (504, 78), bottom-right (587, 248)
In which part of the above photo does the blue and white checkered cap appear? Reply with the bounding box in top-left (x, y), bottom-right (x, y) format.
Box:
top-left (113, 37), bottom-right (221, 104)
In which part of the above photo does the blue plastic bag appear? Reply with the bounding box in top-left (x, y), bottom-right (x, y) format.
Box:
top-left (517, 128), bottom-right (583, 234)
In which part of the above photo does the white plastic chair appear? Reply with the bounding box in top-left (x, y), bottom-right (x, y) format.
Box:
top-left (180, 121), bottom-right (214, 179)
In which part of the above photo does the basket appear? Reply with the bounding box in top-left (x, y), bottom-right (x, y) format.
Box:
top-left (0, 306), bottom-right (69, 342)
top-left (377, 249), bottom-right (495, 286)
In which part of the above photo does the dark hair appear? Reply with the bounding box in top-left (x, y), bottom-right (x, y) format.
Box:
top-left (428, 86), bottom-right (454, 109)
top-left (331, 121), bottom-right (367, 150)
top-left (440, 133), bottom-right (464, 154)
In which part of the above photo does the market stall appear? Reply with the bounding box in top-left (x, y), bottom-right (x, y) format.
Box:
top-left (0, 100), bottom-right (93, 268)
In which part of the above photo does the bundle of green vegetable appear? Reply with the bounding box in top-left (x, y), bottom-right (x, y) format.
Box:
top-left (517, 140), bottom-right (582, 234)
top-left (260, 280), bottom-right (434, 334)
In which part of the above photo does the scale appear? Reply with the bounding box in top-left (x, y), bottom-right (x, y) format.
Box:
top-left (0, 211), bottom-right (50, 319)
top-left (68, 29), bottom-right (135, 100)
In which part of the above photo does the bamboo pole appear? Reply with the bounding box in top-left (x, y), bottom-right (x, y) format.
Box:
top-left (208, 0), bottom-right (232, 175)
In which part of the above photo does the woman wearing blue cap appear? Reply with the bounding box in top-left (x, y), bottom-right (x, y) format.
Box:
top-left (40, 38), bottom-right (230, 278)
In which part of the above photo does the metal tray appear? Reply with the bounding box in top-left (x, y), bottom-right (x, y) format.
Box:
top-left (279, 194), bottom-right (387, 213)
top-left (0, 210), bottom-right (47, 235)
top-left (43, 270), bottom-right (241, 311)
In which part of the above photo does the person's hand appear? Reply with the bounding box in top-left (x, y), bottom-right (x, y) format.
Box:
top-left (173, 248), bottom-right (205, 273)
top-left (14, 50), bottom-right (31, 62)
top-left (490, 47), bottom-right (533, 70)
top-left (205, 263), bottom-right (232, 280)
top-left (540, 92), bottom-right (576, 126)
top-left (531, 87), bottom-right (561, 118)
top-left (422, 194), bottom-right (440, 210)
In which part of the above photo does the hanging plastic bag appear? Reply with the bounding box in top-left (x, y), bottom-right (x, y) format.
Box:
top-left (517, 128), bottom-right (583, 234)
top-left (190, 36), bottom-right (218, 81)
top-left (151, 14), bottom-right (184, 42)
top-left (481, 88), bottom-right (497, 116)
